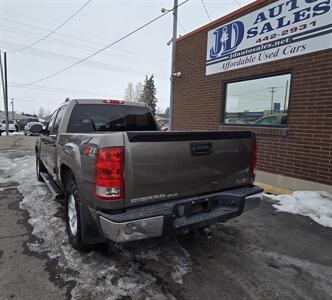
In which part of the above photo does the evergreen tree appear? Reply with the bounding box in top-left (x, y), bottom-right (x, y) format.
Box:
top-left (139, 75), bottom-right (157, 115)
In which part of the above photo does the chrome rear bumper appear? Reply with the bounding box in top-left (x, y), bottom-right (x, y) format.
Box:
top-left (99, 215), bottom-right (163, 242)
top-left (98, 186), bottom-right (262, 243)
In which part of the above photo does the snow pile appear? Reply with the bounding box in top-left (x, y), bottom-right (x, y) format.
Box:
top-left (0, 152), bottom-right (192, 299)
top-left (270, 191), bottom-right (332, 228)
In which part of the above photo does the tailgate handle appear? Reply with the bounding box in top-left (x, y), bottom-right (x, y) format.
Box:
top-left (190, 142), bottom-right (212, 156)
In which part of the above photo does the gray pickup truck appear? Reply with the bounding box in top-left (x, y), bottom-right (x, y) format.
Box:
top-left (35, 99), bottom-right (262, 250)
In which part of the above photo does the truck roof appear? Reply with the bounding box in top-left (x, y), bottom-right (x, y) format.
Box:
top-left (65, 99), bottom-right (147, 107)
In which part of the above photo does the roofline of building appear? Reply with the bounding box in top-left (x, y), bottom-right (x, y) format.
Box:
top-left (176, 0), bottom-right (267, 42)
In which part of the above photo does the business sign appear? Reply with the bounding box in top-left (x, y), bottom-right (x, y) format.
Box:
top-left (206, 0), bottom-right (332, 75)
top-left (274, 102), bottom-right (281, 113)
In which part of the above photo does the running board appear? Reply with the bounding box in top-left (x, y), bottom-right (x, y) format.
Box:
top-left (40, 172), bottom-right (64, 199)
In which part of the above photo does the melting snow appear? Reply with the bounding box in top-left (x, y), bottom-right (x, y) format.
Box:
top-left (269, 191), bottom-right (332, 228)
top-left (0, 152), bottom-right (192, 299)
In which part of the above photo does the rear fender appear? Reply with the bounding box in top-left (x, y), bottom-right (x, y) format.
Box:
top-left (58, 142), bottom-right (82, 188)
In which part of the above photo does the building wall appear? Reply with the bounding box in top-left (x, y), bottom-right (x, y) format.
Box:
top-left (173, 0), bottom-right (332, 186)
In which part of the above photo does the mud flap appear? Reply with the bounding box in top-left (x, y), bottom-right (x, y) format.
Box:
top-left (79, 203), bottom-right (106, 245)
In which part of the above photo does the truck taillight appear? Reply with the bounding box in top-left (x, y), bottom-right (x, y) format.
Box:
top-left (102, 99), bottom-right (124, 104)
top-left (250, 136), bottom-right (257, 179)
top-left (94, 147), bottom-right (124, 200)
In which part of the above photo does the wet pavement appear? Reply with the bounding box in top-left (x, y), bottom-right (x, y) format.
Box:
top-left (1, 136), bottom-right (332, 300)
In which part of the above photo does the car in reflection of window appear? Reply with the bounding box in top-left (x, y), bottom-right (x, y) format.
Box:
top-left (224, 118), bottom-right (247, 125)
top-left (254, 114), bottom-right (288, 126)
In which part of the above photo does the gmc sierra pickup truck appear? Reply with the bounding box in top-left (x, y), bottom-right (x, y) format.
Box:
top-left (35, 99), bottom-right (262, 250)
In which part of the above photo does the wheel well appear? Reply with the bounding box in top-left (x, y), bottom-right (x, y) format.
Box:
top-left (60, 164), bottom-right (74, 189)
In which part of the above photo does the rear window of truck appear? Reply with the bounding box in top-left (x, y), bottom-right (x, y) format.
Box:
top-left (67, 104), bottom-right (158, 133)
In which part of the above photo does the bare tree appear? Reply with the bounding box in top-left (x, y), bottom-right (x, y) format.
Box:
top-left (124, 82), bottom-right (135, 101)
top-left (134, 82), bottom-right (143, 101)
top-left (38, 106), bottom-right (45, 118)
top-left (124, 81), bottom-right (144, 102)
top-left (45, 108), bottom-right (51, 117)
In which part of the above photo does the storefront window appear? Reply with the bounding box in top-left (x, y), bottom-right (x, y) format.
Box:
top-left (223, 73), bottom-right (291, 127)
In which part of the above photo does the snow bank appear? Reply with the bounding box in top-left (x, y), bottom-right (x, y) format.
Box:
top-left (9, 132), bottom-right (25, 136)
top-left (270, 191), bottom-right (332, 228)
top-left (0, 152), bottom-right (191, 299)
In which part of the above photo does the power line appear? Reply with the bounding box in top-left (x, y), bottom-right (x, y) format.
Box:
top-left (1, 8), bottom-right (162, 57)
top-left (234, 0), bottom-right (242, 8)
top-left (9, 82), bottom-right (121, 97)
top-left (13, 97), bottom-right (61, 105)
top-left (232, 86), bottom-right (284, 97)
top-left (178, 19), bottom-right (187, 34)
top-left (12, 0), bottom-right (190, 88)
top-left (8, 0), bottom-right (93, 53)
top-left (0, 40), bottom-right (169, 79)
top-left (201, 0), bottom-right (212, 22)
top-left (0, 18), bottom-right (170, 64)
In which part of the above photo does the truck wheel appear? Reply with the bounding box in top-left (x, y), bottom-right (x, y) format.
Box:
top-left (36, 157), bottom-right (46, 182)
top-left (65, 179), bottom-right (89, 251)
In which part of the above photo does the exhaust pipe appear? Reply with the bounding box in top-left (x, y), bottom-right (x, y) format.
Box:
top-left (191, 226), bottom-right (213, 239)
top-left (203, 226), bottom-right (212, 239)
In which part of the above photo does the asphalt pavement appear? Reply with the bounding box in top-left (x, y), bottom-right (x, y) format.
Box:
top-left (0, 136), bottom-right (332, 300)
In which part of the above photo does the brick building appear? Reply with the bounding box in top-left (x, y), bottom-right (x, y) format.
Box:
top-left (173, 0), bottom-right (332, 189)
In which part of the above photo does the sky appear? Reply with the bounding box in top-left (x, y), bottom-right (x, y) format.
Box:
top-left (0, 0), bottom-right (254, 115)
top-left (226, 74), bottom-right (291, 113)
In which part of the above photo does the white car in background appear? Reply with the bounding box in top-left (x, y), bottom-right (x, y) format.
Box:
top-left (0, 119), bottom-right (16, 135)
top-left (24, 122), bottom-right (44, 136)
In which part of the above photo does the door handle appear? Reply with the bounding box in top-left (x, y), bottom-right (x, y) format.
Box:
top-left (190, 142), bottom-right (213, 156)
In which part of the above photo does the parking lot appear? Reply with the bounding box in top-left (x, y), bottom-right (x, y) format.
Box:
top-left (1, 136), bottom-right (332, 300)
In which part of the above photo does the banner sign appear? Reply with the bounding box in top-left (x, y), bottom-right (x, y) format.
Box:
top-left (206, 0), bottom-right (332, 75)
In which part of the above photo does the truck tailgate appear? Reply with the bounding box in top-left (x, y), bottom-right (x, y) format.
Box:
top-left (124, 131), bottom-right (254, 207)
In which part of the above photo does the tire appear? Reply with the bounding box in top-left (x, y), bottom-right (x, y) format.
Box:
top-left (65, 179), bottom-right (90, 251)
top-left (36, 156), bottom-right (46, 182)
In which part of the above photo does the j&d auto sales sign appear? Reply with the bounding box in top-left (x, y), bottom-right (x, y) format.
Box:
top-left (206, 0), bottom-right (332, 75)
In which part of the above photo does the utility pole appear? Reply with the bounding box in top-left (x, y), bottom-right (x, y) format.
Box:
top-left (4, 52), bottom-right (9, 135)
top-left (283, 80), bottom-right (289, 112)
top-left (0, 51), bottom-right (5, 112)
top-left (269, 87), bottom-right (276, 115)
top-left (169, 0), bottom-right (178, 131)
top-left (11, 98), bottom-right (14, 121)
top-left (0, 51), bottom-right (9, 136)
